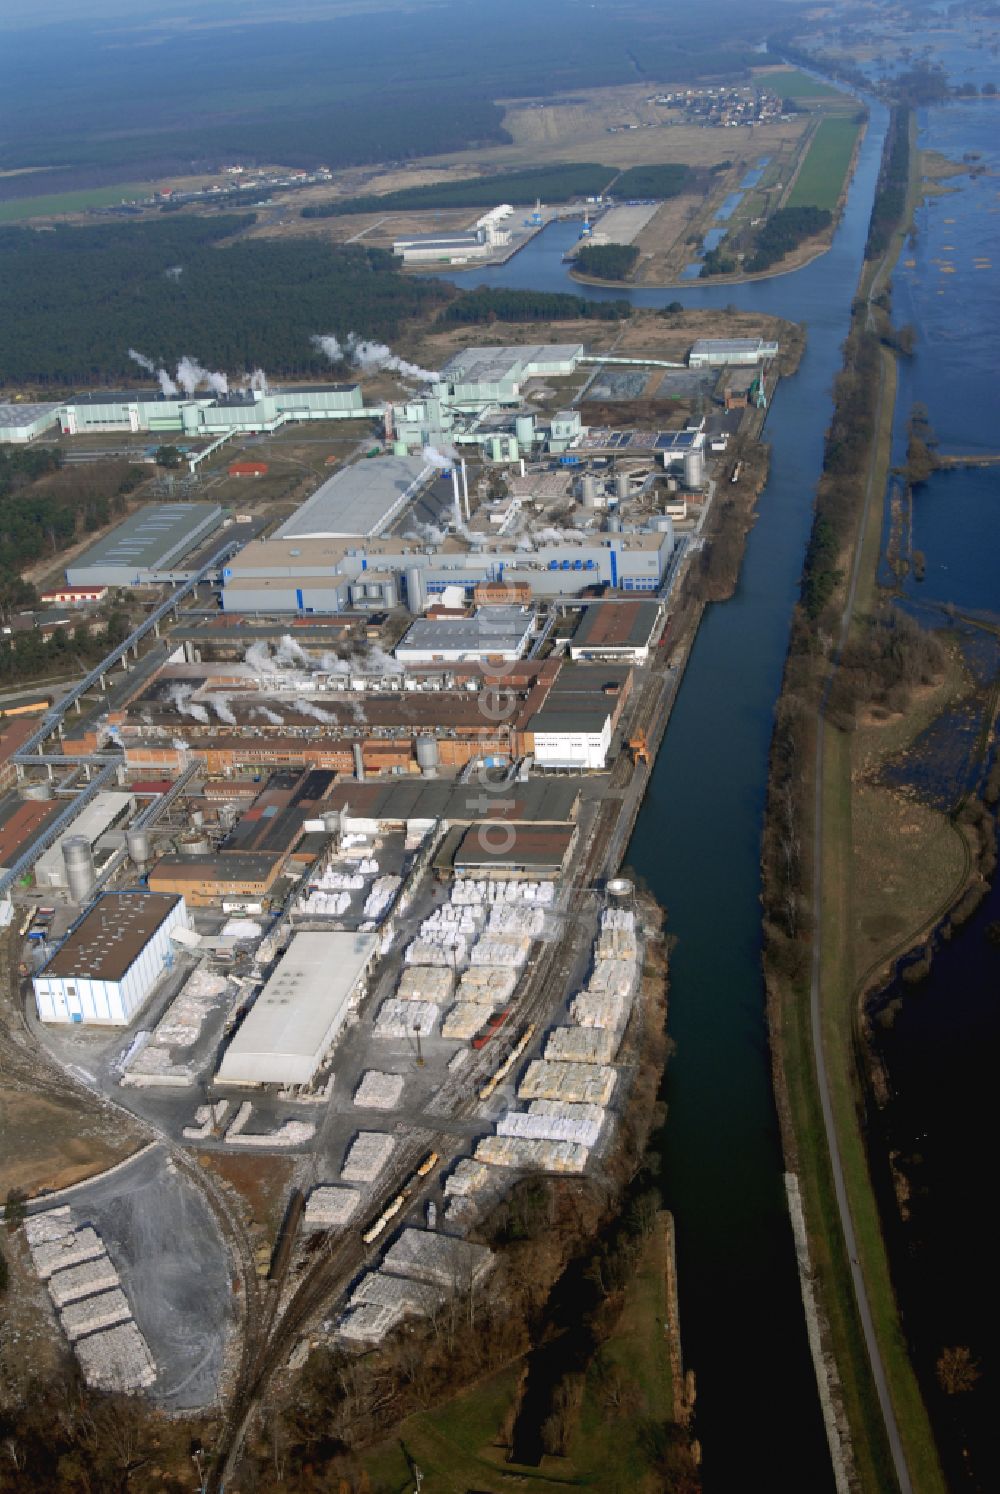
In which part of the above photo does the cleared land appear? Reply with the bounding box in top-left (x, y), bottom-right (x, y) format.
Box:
top-left (752, 67), bottom-right (842, 99)
top-left (787, 116), bottom-right (863, 211)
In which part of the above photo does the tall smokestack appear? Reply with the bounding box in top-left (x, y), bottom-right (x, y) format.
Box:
top-left (451, 466), bottom-right (463, 530)
top-left (461, 459), bottom-right (470, 520)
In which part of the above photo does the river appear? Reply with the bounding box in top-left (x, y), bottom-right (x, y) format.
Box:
top-left (441, 97), bottom-right (890, 1489)
top-left (865, 95), bottom-right (1000, 1490)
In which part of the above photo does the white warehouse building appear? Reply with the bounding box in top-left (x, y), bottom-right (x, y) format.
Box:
top-left (217, 931), bottom-right (377, 1087)
top-left (33, 891), bottom-right (190, 1025)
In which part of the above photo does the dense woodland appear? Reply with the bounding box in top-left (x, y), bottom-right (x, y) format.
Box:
top-left (744, 204), bottom-right (833, 272)
top-left (440, 289), bottom-right (630, 324)
top-left (866, 107), bottom-right (910, 258)
top-left (302, 165), bottom-right (615, 218)
top-left (575, 243), bottom-right (641, 281)
top-left (611, 164), bottom-right (692, 198)
top-left (0, 3), bottom-right (786, 188)
top-left (0, 220), bottom-right (451, 388)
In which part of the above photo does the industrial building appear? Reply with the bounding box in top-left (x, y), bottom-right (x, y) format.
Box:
top-left (0, 402), bottom-right (62, 444)
top-left (394, 606), bottom-right (535, 664)
top-left (569, 600), bottom-right (663, 665)
top-left (528, 699), bottom-right (615, 770)
top-left (216, 931), bottom-right (377, 1086)
top-left (147, 851), bottom-right (286, 907)
top-left (445, 823), bottom-right (578, 880)
top-left (221, 528), bottom-right (672, 613)
top-left (392, 230), bottom-right (492, 264)
top-left (434, 344), bottom-right (585, 411)
top-left (273, 455), bottom-right (432, 541)
top-left (32, 891), bottom-right (190, 1025)
top-left (34, 791), bottom-right (134, 892)
top-left (57, 383), bottom-right (367, 439)
top-left (688, 338), bottom-right (778, 368)
top-left (66, 504), bottom-right (224, 588)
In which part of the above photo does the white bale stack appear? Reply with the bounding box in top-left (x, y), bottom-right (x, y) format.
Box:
top-left (475, 1135), bottom-right (590, 1173)
top-left (404, 938), bottom-right (465, 968)
top-left (458, 965), bottom-right (519, 1004)
top-left (444, 1159), bottom-right (492, 1197)
top-left (60, 1288), bottom-right (131, 1342)
top-left (397, 966), bottom-right (454, 1004)
top-left (544, 1026), bottom-right (618, 1065)
top-left (354, 1070), bottom-right (405, 1109)
top-left (342, 1131), bottom-right (396, 1183)
top-left (470, 935), bottom-right (531, 968)
top-left (350, 1271), bottom-right (442, 1317)
top-left (569, 990), bottom-right (626, 1029)
top-left (337, 1301), bottom-right (404, 1344)
top-left (24, 1208), bottom-right (73, 1248)
top-left (48, 1253), bottom-right (121, 1308)
top-left (381, 1228), bottom-right (493, 1289)
top-left (31, 1227), bottom-right (104, 1281)
top-left (441, 1002), bottom-right (493, 1040)
top-left (499, 1100), bottom-right (605, 1148)
top-left (303, 1186), bottom-right (360, 1230)
top-left (374, 998), bottom-right (438, 1037)
top-left (75, 1321), bottom-right (157, 1392)
top-left (363, 876), bottom-right (401, 921)
top-left (518, 1059), bottom-right (617, 1105)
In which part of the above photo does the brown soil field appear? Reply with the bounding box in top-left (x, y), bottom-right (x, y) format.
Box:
top-left (197, 1152), bottom-right (297, 1244)
top-left (0, 1080), bottom-right (143, 1197)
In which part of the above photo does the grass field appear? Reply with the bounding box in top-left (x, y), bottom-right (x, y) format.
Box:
top-left (360, 1214), bottom-right (678, 1492)
top-left (753, 67), bottom-right (842, 99)
top-left (787, 117), bottom-right (863, 211)
top-left (0, 183), bottom-right (149, 222)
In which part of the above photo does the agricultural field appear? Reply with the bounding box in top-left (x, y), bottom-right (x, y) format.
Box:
top-left (752, 66), bottom-right (843, 99)
top-left (0, 183), bottom-right (149, 223)
top-left (787, 115), bottom-right (864, 210)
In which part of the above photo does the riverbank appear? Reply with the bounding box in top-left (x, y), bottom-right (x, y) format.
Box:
top-left (763, 106), bottom-right (951, 1491)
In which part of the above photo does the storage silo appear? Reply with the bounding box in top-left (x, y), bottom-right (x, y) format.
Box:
top-left (515, 414), bottom-right (535, 449)
top-left (683, 449), bottom-right (704, 489)
top-left (415, 737), bottom-right (439, 777)
top-left (177, 830), bottom-right (210, 856)
top-left (126, 828), bottom-right (152, 868)
top-left (606, 515), bottom-right (622, 533)
top-left (580, 474), bottom-right (603, 509)
top-left (615, 472), bottom-right (630, 502)
top-left (181, 404), bottom-right (201, 437)
top-left (353, 743), bottom-right (366, 782)
top-left (405, 567), bottom-right (427, 614)
top-left (62, 838), bottom-right (96, 904)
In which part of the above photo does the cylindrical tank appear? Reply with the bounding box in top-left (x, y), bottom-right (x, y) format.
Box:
top-left (580, 474), bottom-right (602, 508)
top-left (177, 830), bottom-right (210, 856)
top-left (607, 876), bottom-right (634, 905)
top-left (515, 414), bottom-right (534, 448)
top-left (405, 567), bottom-right (427, 614)
top-left (683, 448), bottom-right (704, 489)
top-left (606, 515), bottom-right (622, 533)
top-left (615, 472), bottom-right (630, 502)
top-left (415, 737), bottom-right (439, 777)
top-left (126, 828), bottom-right (152, 867)
top-left (21, 782), bottom-right (54, 802)
top-left (322, 810), bottom-right (342, 837)
top-left (353, 743), bottom-right (366, 782)
top-left (190, 808), bottom-right (205, 829)
top-left (62, 837), bottom-right (96, 903)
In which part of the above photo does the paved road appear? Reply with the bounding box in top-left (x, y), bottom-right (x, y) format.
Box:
top-left (809, 304), bottom-right (914, 1494)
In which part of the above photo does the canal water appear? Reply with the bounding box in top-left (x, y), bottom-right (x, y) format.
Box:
top-left (865, 96), bottom-right (1000, 1490)
top-left (444, 98), bottom-right (889, 1488)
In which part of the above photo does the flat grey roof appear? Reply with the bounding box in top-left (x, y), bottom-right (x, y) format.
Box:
top-left (68, 503), bottom-right (223, 574)
top-left (324, 777), bottom-right (580, 825)
top-left (397, 606), bottom-right (533, 655)
top-left (41, 892), bottom-right (181, 982)
top-left (690, 338), bottom-right (778, 355)
top-left (395, 233), bottom-right (482, 248)
top-left (529, 704), bottom-right (612, 734)
top-left (571, 600), bottom-right (661, 652)
top-left (440, 344), bottom-right (583, 385)
top-left (0, 402), bottom-right (61, 427)
top-left (150, 853), bottom-right (281, 883)
top-left (275, 456), bottom-right (432, 540)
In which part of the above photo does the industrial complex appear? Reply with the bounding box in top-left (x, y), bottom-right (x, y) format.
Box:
top-left (2, 315), bottom-right (782, 1414)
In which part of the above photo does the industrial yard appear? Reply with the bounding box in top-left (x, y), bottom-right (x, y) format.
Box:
top-left (0, 310), bottom-right (793, 1479)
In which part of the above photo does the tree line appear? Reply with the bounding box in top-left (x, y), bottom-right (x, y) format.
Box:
top-left (744, 204), bottom-right (832, 272)
top-left (440, 288), bottom-right (630, 324)
top-left (866, 106), bottom-right (910, 259)
top-left (302, 164), bottom-right (615, 218)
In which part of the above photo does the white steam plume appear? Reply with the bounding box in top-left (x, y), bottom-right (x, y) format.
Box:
top-left (248, 368), bottom-right (268, 394)
top-left (166, 683), bottom-right (209, 724)
top-left (129, 348), bottom-right (178, 397)
top-left (353, 645), bottom-right (403, 676)
top-left (128, 348), bottom-right (156, 373)
top-left (312, 332), bottom-right (437, 384)
top-left (252, 705), bottom-right (284, 725)
top-left (175, 355), bottom-right (228, 397)
top-left (244, 640), bottom-right (272, 673)
top-left (319, 652), bottom-right (351, 675)
top-left (422, 443), bottom-right (455, 470)
top-left (275, 634), bottom-right (315, 669)
top-left (297, 700), bottom-right (334, 723)
top-left (208, 695), bottom-right (237, 725)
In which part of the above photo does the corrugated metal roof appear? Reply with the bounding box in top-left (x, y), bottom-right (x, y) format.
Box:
top-left (275, 456), bottom-right (432, 541)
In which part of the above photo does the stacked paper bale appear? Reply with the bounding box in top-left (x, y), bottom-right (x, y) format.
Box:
top-left (397, 966), bottom-right (454, 1005)
top-left (544, 1026), bottom-right (619, 1065)
top-left (60, 1288), bottom-right (131, 1343)
top-left (458, 965), bottom-right (519, 1005)
top-left (498, 1100), bottom-right (605, 1148)
top-left (475, 1135), bottom-right (589, 1174)
top-left (518, 1059), bottom-right (617, 1106)
top-left (75, 1321), bottom-right (157, 1392)
top-left (48, 1254), bottom-right (121, 1308)
top-left (354, 1070), bottom-right (405, 1109)
top-left (303, 1186), bottom-right (360, 1230)
top-left (441, 1002), bottom-right (493, 1040)
top-left (342, 1131), bottom-right (396, 1184)
top-left (444, 1159), bottom-right (492, 1197)
top-left (374, 998), bottom-right (438, 1038)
